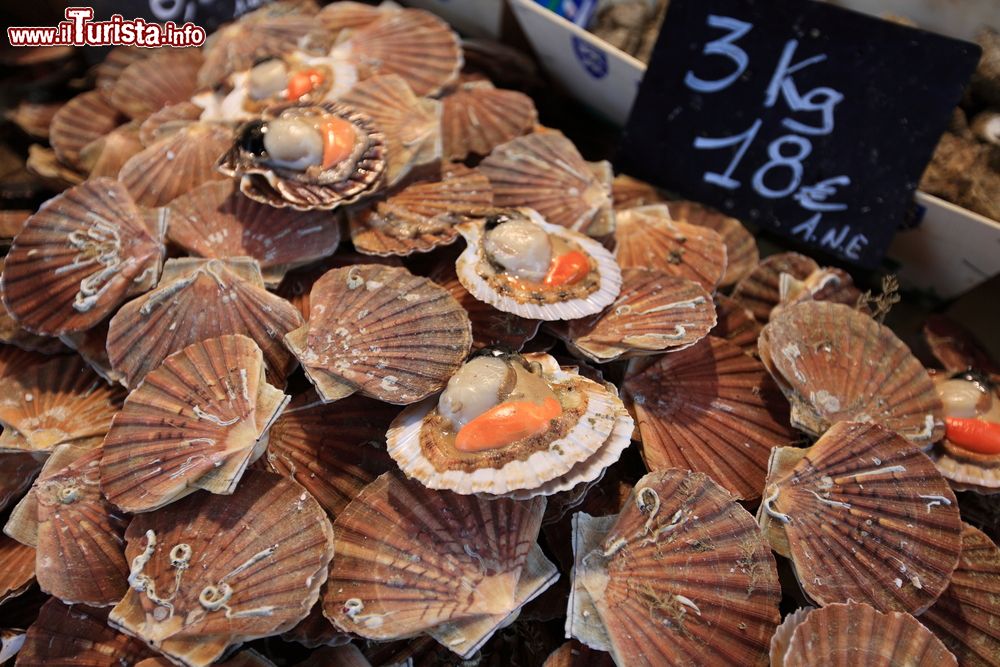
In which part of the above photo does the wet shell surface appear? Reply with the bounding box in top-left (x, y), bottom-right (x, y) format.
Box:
top-left (614, 205), bottom-right (728, 292)
top-left (323, 470), bottom-right (557, 658)
top-left (759, 301), bottom-right (944, 444)
top-left (623, 336), bottom-right (797, 500)
top-left (2, 178), bottom-right (165, 335)
top-left (166, 180), bottom-right (341, 286)
top-left (732, 252), bottom-right (819, 322)
top-left (712, 294), bottom-right (763, 356)
top-left (441, 80), bottom-right (538, 161)
top-left (455, 212), bottom-right (622, 322)
top-left (101, 335), bottom-right (288, 513)
top-left (109, 50), bottom-right (202, 120)
top-left (664, 200), bottom-right (757, 287)
top-left (59, 317), bottom-right (120, 384)
top-left (4, 442), bottom-right (85, 548)
top-left (781, 602), bottom-right (957, 667)
top-left (565, 268), bottom-right (716, 362)
top-left (480, 132), bottom-right (614, 236)
top-left (48, 90), bottom-right (124, 170)
top-left (0, 533), bottom-right (34, 604)
top-left (107, 258), bottom-right (304, 388)
top-left (569, 469), bottom-right (781, 666)
top-left (758, 421), bottom-right (962, 614)
top-left (285, 264), bottom-right (472, 404)
top-left (109, 470), bottom-right (334, 667)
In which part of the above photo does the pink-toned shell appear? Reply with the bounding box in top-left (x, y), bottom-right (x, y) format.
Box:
top-left (109, 50), bottom-right (202, 120)
top-left (565, 269), bottom-right (716, 362)
top-left (107, 258), bottom-right (304, 388)
top-left (109, 470), bottom-right (333, 667)
top-left (0, 533), bottom-right (34, 604)
top-left (711, 294), bottom-right (762, 356)
top-left (95, 46), bottom-right (150, 98)
top-left (166, 180), bottom-right (341, 286)
top-left (614, 205), bottom-right (727, 291)
top-left (782, 602), bottom-right (956, 667)
top-left (48, 91), bottom-right (124, 170)
top-left (0, 258), bottom-right (70, 355)
top-left (664, 200), bottom-right (757, 287)
top-left (441, 80), bottom-right (538, 161)
top-left (274, 253), bottom-right (403, 319)
top-left (2, 178), bottom-right (165, 335)
top-left (611, 174), bottom-right (664, 209)
top-left (0, 452), bottom-right (43, 512)
top-left (85, 122), bottom-right (145, 179)
top-left (759, 421), bottom-right (962, 614)
top-left (623, 336), bottom-right (796, 499)
top-left (138, 101), bottom-right (203, 147)
top-left (732, 252), bottom-right (819, 322)
top-left (759, 301), bottom-right (944, 444)
top-left (101, 335), bottom-right (288, 513)
top-left (285, 264), bottom-right (472, 404)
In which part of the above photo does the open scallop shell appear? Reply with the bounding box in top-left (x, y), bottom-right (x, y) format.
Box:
top-left (568, 469), bottom-right (781, 666)
top-left (101, 335), bottom-right (288, 513)
top-left (285, 263), bottom-right (471, 404)
top-left (441, 79), bottom-right (538, 161)
top-left (614, 205), bottom-right (727, 292)
top-left (480, 132), bottom-right (614, 236)
top-left (932, 438), bottom-right (1000, 494)
top-left (455, 211), bottom-right (622, 322)
top-left (109, 470), bottom-right (333, 667)
top-left (107, 258), bottom-right (304, 389)
top-left (166, 180), bottom-right (341, 287)
top-left (759, 301), bottom-right (944, 444)
top-left (623, 336), bottom-right (796, 500)
top-left (323, 470), bottom-right (556, 658)
top-left (48, 91), bottom-right (124, 171)
top-left (732, 252), bottom-right (819, 322)
top-left (0, 534), bottom-right (34, 604)
top-left (664, 200), bottom-right (757, 287)
top-left (712, 294), bottom-right (762, 356)
top-left (387, 352), bottom-right (633, 497)
top-left (110, 50), bottom-right (202, 121)
top-left (3, 178), bottom-right (166, 336)
top-left (758, 421), bottom-right (962, 613)
top-left (349, 166), bottom-right (492, 256)
top-left (0, 453), bottom-right (42, 512)
top-left (564, 269), bottom-right (716, 362)
top-left (781, 602), bottom-right (956, 667)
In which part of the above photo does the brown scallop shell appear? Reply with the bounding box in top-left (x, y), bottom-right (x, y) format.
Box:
top-left (323, 471), bottom-right (556, 657)
top-left (285, 264), bottom-right (471, 404)
top-left (769, 607), bottom-right (813, 667)
top-left (758, 421), bottom-right (962, 613)
top-left (348, 167), bottom-right (492, 256)
top-left (15, 599), bottom-right (154, 667)
top-left (480, 132), bottom-right (614, 236)
top-left (712, 294), bottom-right (762, 356)
top-left (166, 180), bottom-right (341, 286)
top-left (316, 1), bottom-right (385, 35)
top-left (340, 74), bottom-right (442, 187)
top-left (101, 335), bottom-right (288, 513)
top-left (281, 595), bottom-right (352, 649)
top-left (26, 143), bottom-right (85, 189)
top-left (0, 271), bottom-right (68, 354)
top-left (48, 91), bottom-right (124, 170)
top-left (118, 121), bottom-right (231, 208)
top-left (4, 441), bottom-right (90, 548)
top-left (441, 80), bottom-right (538, 161)
top-left (107, 258), bottom-right (304, 388)
top-left (923, 314), bottom-right (1000, 377)
top-left (0, 453), bottom-right (42, 512)
top-left (623, 336), bottom-right (796, 500)
top-left (565, 269), bottom-right (716, 363)
top-left (759, 301), bottom-right (944, 444)
top-left (138, 101), bottom-right (203, 147)
top-left (569, 469), bottom-right (781, 666)
top-left (732, 252), bottom-right (819, 322)
top-left (0, 533), bottom-right (34, 604)
top-left (0, 344), bottom-right (49, 380)
top-left (0, 355), bottom-right (123, 454)
top-left (274, 253), bottom-right (403, 319)
top-left (84, 121), bottom-right (145, 179)
top-left (614, 205), bottom-right (728, 292)
top-left (2, 178), bottom-right (166, 336)
top-left (543, 640), bottom-right (616, 667)
top-left (781, 602), bottom-right (956, 667)
top-left (263, 392), bottom-right (398, 517)
top-left (611, 174), bottom-right (664, 209)
top-left (95, 46), bottom-right (150, 98)
top-left (109, 50), bottom-right (202, 121)
top-left (109, 470), bottom-right (333, 667)
top-left (59, 317), bottom-right (120, 384)
top-left (772, 267), bottom-right (863, 319)
top-left (664, 200), bottom-right (758, 287)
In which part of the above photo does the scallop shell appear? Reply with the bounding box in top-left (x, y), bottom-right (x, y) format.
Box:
top-left (614, 205), bottom-right (727, 292)
top-left (118, 121), bottom-right (232, 208)
top-left (923, 314), bottom-right (1000, 377)
top-left (285, 264), bottom-right (471, 404)
top-left (108, 470), bottom-right (334, 667)
top-left (441, 80), bottom-right (538, 161)
top-left (0, 271), bottom-right (68, 354)
top-left (782, 602), bottom-right (956, 667)
top-left (543, 640), bottom-right (616, 667)
top-left (623, 336), bottom-right (796, 500)
top-left (758, 421), bottom-right (962, 613)
top-left (101, 335), bottom-right (288, 513)
top-left (611, 174), bottom-right (664, 210)
top-left (138, 101), bottom-right (203, 147)
top-left (455, 212), bottom-right (622, 321)
top-left (0, 452), bottom-right (42, 512)
top-left (109, 50), bottom-right (202, 120)
top-left (480, 132), bottom-right (614, 236)
top-left (0, 355), bottom-right (123, 454)
top-left (568, 469), bottom-right (781, 666)
top-left (95, 46), bottom-right (150, 98)
top-left (26, 143), bottom-right (85, 189)
top-left (349, 167), bottom-right (492, 256)
top-left (759, 301), bottom-right (944, 444)
top-left (59, 317), bottom-right (120, 384)
top-left (331, 9), bottom-right (462, 97)
top-left (2, 178), bottom-right (166, 336)
top-left (6, 99), bottom-right (62, 140)
top-left (565, 269), bottom-right (716, 362)
top-left (664, 200), bottom-right (757, 287)
top-left (316, 1), bottom-right (385, 35)
top-left (932, 439), bottom-right (1000, 494)
top-left (772, 267), bottom-right (863, 319)
top-left (386, 352), bottom-right (633, 497)
top-left (340, 74), bottom-right (442, 187)
top-left (323, 470), bottom-right (557, 658)
top-left (769, 607), bottom-right (813, 667)
top-left (274, 253), bottom-right (403, 319)
top-left (0, 534), bottom-right (34, 604)
top-left (282, 596), bottom-right (352, 649)
top-left (48, 91), bottom-right (124, 170)
top-left (166, 180), bottom-right (341, 286)
top-left (732, 252), bottom-right (819, 322)
top-left (0, 344), bottom-right (49, 380)
top-left (4, 441), bottom-right (85, 548)
top-left (263, 392), bottom-right (398, 517)
top-left (712, 294), bottom-right (762, 356)
top-left (107, 258), bottom-right (304, 388)
top-left (919, 523), bottom-right (1000, 666)
top-left (84, 121), bottom-right (145, 179)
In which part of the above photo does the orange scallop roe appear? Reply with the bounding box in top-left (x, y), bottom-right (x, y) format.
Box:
top-left (286, 68), bottom-right (325, 101)
top-left (946, 417), bottom-right (1000, 455)
top-left (455, 397), bottom-right (563, 452)
top-left (507, 250), bottom-right (591, 291)
top-left (319, 116), bottom-right (357, 169)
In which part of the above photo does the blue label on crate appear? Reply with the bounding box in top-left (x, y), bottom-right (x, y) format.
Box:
top-left (572, 35), bottom-right (608, 79)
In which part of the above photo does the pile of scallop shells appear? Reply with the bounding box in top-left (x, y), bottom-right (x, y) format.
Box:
top-left (2, 2), bottom-right (999, 666)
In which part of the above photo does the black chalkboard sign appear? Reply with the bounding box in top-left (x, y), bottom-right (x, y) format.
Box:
top-left (616, 0), bottom-right (981, 269)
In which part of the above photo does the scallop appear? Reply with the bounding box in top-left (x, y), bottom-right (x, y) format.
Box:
top-left (711, 294), bottom-right (762, 356)
top-left (771, 266), bottom-right (863, 318)
top-left (732, 252), bottom-right (819, 322)
top-left (611, 173), bottom-right (664, 210)
top-left (441, 79), bottom-right (538, 161)
top-left (48, 91), bottom-right (124, 171)
top-left (109, 50), bottom-right (202, 121)
top-left (0, 533), bottom-right (34, 605)
top-left (664, 200), bottom-right (757, 287)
